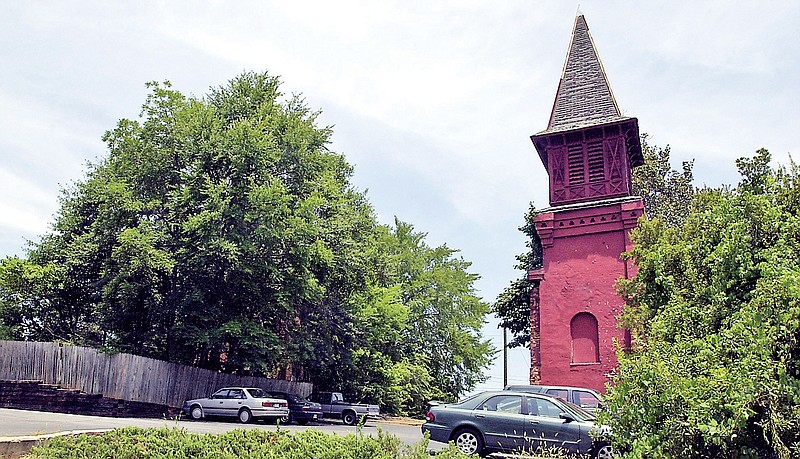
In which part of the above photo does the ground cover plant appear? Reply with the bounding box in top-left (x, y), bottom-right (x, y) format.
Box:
top-left (30, 427), bottom-right (474, 459)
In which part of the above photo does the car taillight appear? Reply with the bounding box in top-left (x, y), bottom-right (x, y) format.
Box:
top-left (425, 411), bottom-right (435, 422)
top-left (263, 402), bottom-right (287, 408)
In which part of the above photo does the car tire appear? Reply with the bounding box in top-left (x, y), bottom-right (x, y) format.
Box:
top-left (280, 413), bottom-right (291, 424)
top-left (190, 405), bottom-right (203, 421)
top-left (342, 410), bottom-right (358, 426)
top-left (452, 428), bottom-right (484, 456)
top-left (238, 408), bottom-right (252, 424)
top-left (594, 442), bottom-right (614, 459)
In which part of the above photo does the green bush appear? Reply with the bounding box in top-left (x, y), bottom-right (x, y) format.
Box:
top-left (605, 150), bottom-right (800, 458)
top-left (30, 427), bottom-right (473, 459)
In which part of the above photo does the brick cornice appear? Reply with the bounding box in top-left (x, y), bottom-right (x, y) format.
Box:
top-left (533, 197), bottom-right (643, 242)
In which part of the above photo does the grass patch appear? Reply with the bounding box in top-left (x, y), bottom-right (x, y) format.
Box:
top-left (29, 427), bottom-right (473, 459)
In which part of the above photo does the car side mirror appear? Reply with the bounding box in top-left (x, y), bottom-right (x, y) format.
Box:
top-left (559, 412), bottom-right (575, 423)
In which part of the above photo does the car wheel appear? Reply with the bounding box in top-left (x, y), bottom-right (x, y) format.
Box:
top-left (452, 428), bottom-right (484, 456)
top-left (594, 442), bottom-right (614, 459)
top-left (342, 410), bottom-right (358, 426)
top-left (238, 408), bottom-right (253, 424)
top-left (280, 413), bottom-right (291, 424)
top-left (190, 405), bottom-right (203, 420)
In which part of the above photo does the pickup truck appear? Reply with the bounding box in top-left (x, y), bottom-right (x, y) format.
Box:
top-left (309, 391), bottom-right (380, 425)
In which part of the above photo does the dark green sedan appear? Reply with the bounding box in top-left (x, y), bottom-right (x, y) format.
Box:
top-left (421, 390), bottom-right (613, 458)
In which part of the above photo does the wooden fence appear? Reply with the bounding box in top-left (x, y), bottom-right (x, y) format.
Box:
top-left (0, 341), bottom-right (312, 408)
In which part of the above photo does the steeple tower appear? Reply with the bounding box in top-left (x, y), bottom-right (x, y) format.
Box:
top-left (526, 13), bottom-right (645, 391)
top-left (532, 14), bottom-right (642, 207)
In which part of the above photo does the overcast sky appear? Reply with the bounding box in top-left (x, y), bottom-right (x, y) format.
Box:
top-left (2, 1), bottom-right (798, 391)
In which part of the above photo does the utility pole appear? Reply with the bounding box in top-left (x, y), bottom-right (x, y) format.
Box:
top-left (503, 327), bottom-right (508, 388)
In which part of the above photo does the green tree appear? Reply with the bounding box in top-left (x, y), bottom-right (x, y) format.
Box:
top-left (386, 220), bottom-right (493, 399)
top-left (492, 204), bottom-right (541, 348)
top-left (0, 257), bottom-right (67, 340)
top-left (0, 71), bottom-right (493, 411)
top-left (337, 220), bottom-right (493, 414)
top-left (607, 149), bottom-right (800, 458)
top-left (631, 134), bottom-right (695, 227)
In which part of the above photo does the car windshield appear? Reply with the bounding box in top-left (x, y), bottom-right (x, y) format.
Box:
top-left (246, 388), bottom-right (270, 398)
top-left (559, 399), bottom-right (596, 421)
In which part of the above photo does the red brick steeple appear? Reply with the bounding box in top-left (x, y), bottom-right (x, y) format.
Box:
top-left (527, 13), bottom-right (645, 392)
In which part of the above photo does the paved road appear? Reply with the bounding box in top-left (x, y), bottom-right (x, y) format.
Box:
top-left (0, 408), bottom-right (434, 449)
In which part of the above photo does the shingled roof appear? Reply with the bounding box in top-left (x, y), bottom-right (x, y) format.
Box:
top-left (539, 14), bottom-right (631, 134)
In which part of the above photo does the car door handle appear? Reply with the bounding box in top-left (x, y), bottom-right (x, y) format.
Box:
top-left (476, 414), bottom-right (485, 418)
top-left (529, 420), bottom-right (539, 424)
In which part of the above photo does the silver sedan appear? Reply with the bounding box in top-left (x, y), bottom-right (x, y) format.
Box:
top-left (183, 387), bottom-right (289, 423)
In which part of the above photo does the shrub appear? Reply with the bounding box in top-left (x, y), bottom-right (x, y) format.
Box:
top-left (30, 427), bottom-right (473, 459)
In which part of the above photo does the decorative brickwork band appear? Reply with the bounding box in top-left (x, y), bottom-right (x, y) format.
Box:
top-left (534, 212), bottom-right (554, 248)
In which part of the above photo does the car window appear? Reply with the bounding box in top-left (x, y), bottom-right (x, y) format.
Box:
top-left (525, 397), bottom-right (538, 415)
top-left (574, 390), bottom-right (600, 408)
top-left (229, 389), bottom-right (245, 399)
top-left (479, 395), bottom-right (522, 414)
top-left (533, 398), bottom-right (564, 418)
top-left (450, 392), bottom-right (485, 409)
top-left (247, 388), bottom-right (267, 398)
top-left (213, 389), bottom-right (231, 399)
top-left (545, 388), bottom-right (569, 401)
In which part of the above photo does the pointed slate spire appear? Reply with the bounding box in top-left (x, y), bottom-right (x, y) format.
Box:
top-left (542, 14), bottom-right (627, 133)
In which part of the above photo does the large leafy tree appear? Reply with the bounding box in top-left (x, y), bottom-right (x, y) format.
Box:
top-left (493, 137), bottom-right (694, 348)
top-left (385, 220), bottom-right (492, 399)
top-left (492, 204), bottom-right (541, 348)
top-left (631, 134), bottom-right (695, 228)
top-left (608, 149), bottom-right (800, 458)
top-left (338, 220), bottom-right (493, 414)
top-left (0, 72), bottom-right (492, 410)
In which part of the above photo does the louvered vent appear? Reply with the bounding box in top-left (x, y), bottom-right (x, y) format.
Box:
top-left (587, 141), bottom-right (605, 182)
top-left (567, 144), bottom-right (584, 185)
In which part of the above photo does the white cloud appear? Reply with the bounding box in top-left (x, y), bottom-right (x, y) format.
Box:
top-left (0, 169), bottom-right (54, 235)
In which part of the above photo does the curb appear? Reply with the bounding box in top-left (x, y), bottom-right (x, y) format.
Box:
top-left (378, 417), bottom-right (425, 426)
top-left (0, 430), bottom-right (110, 459)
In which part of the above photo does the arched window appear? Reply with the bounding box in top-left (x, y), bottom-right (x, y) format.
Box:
top-left (571, 312), bottom-right (599, 364)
